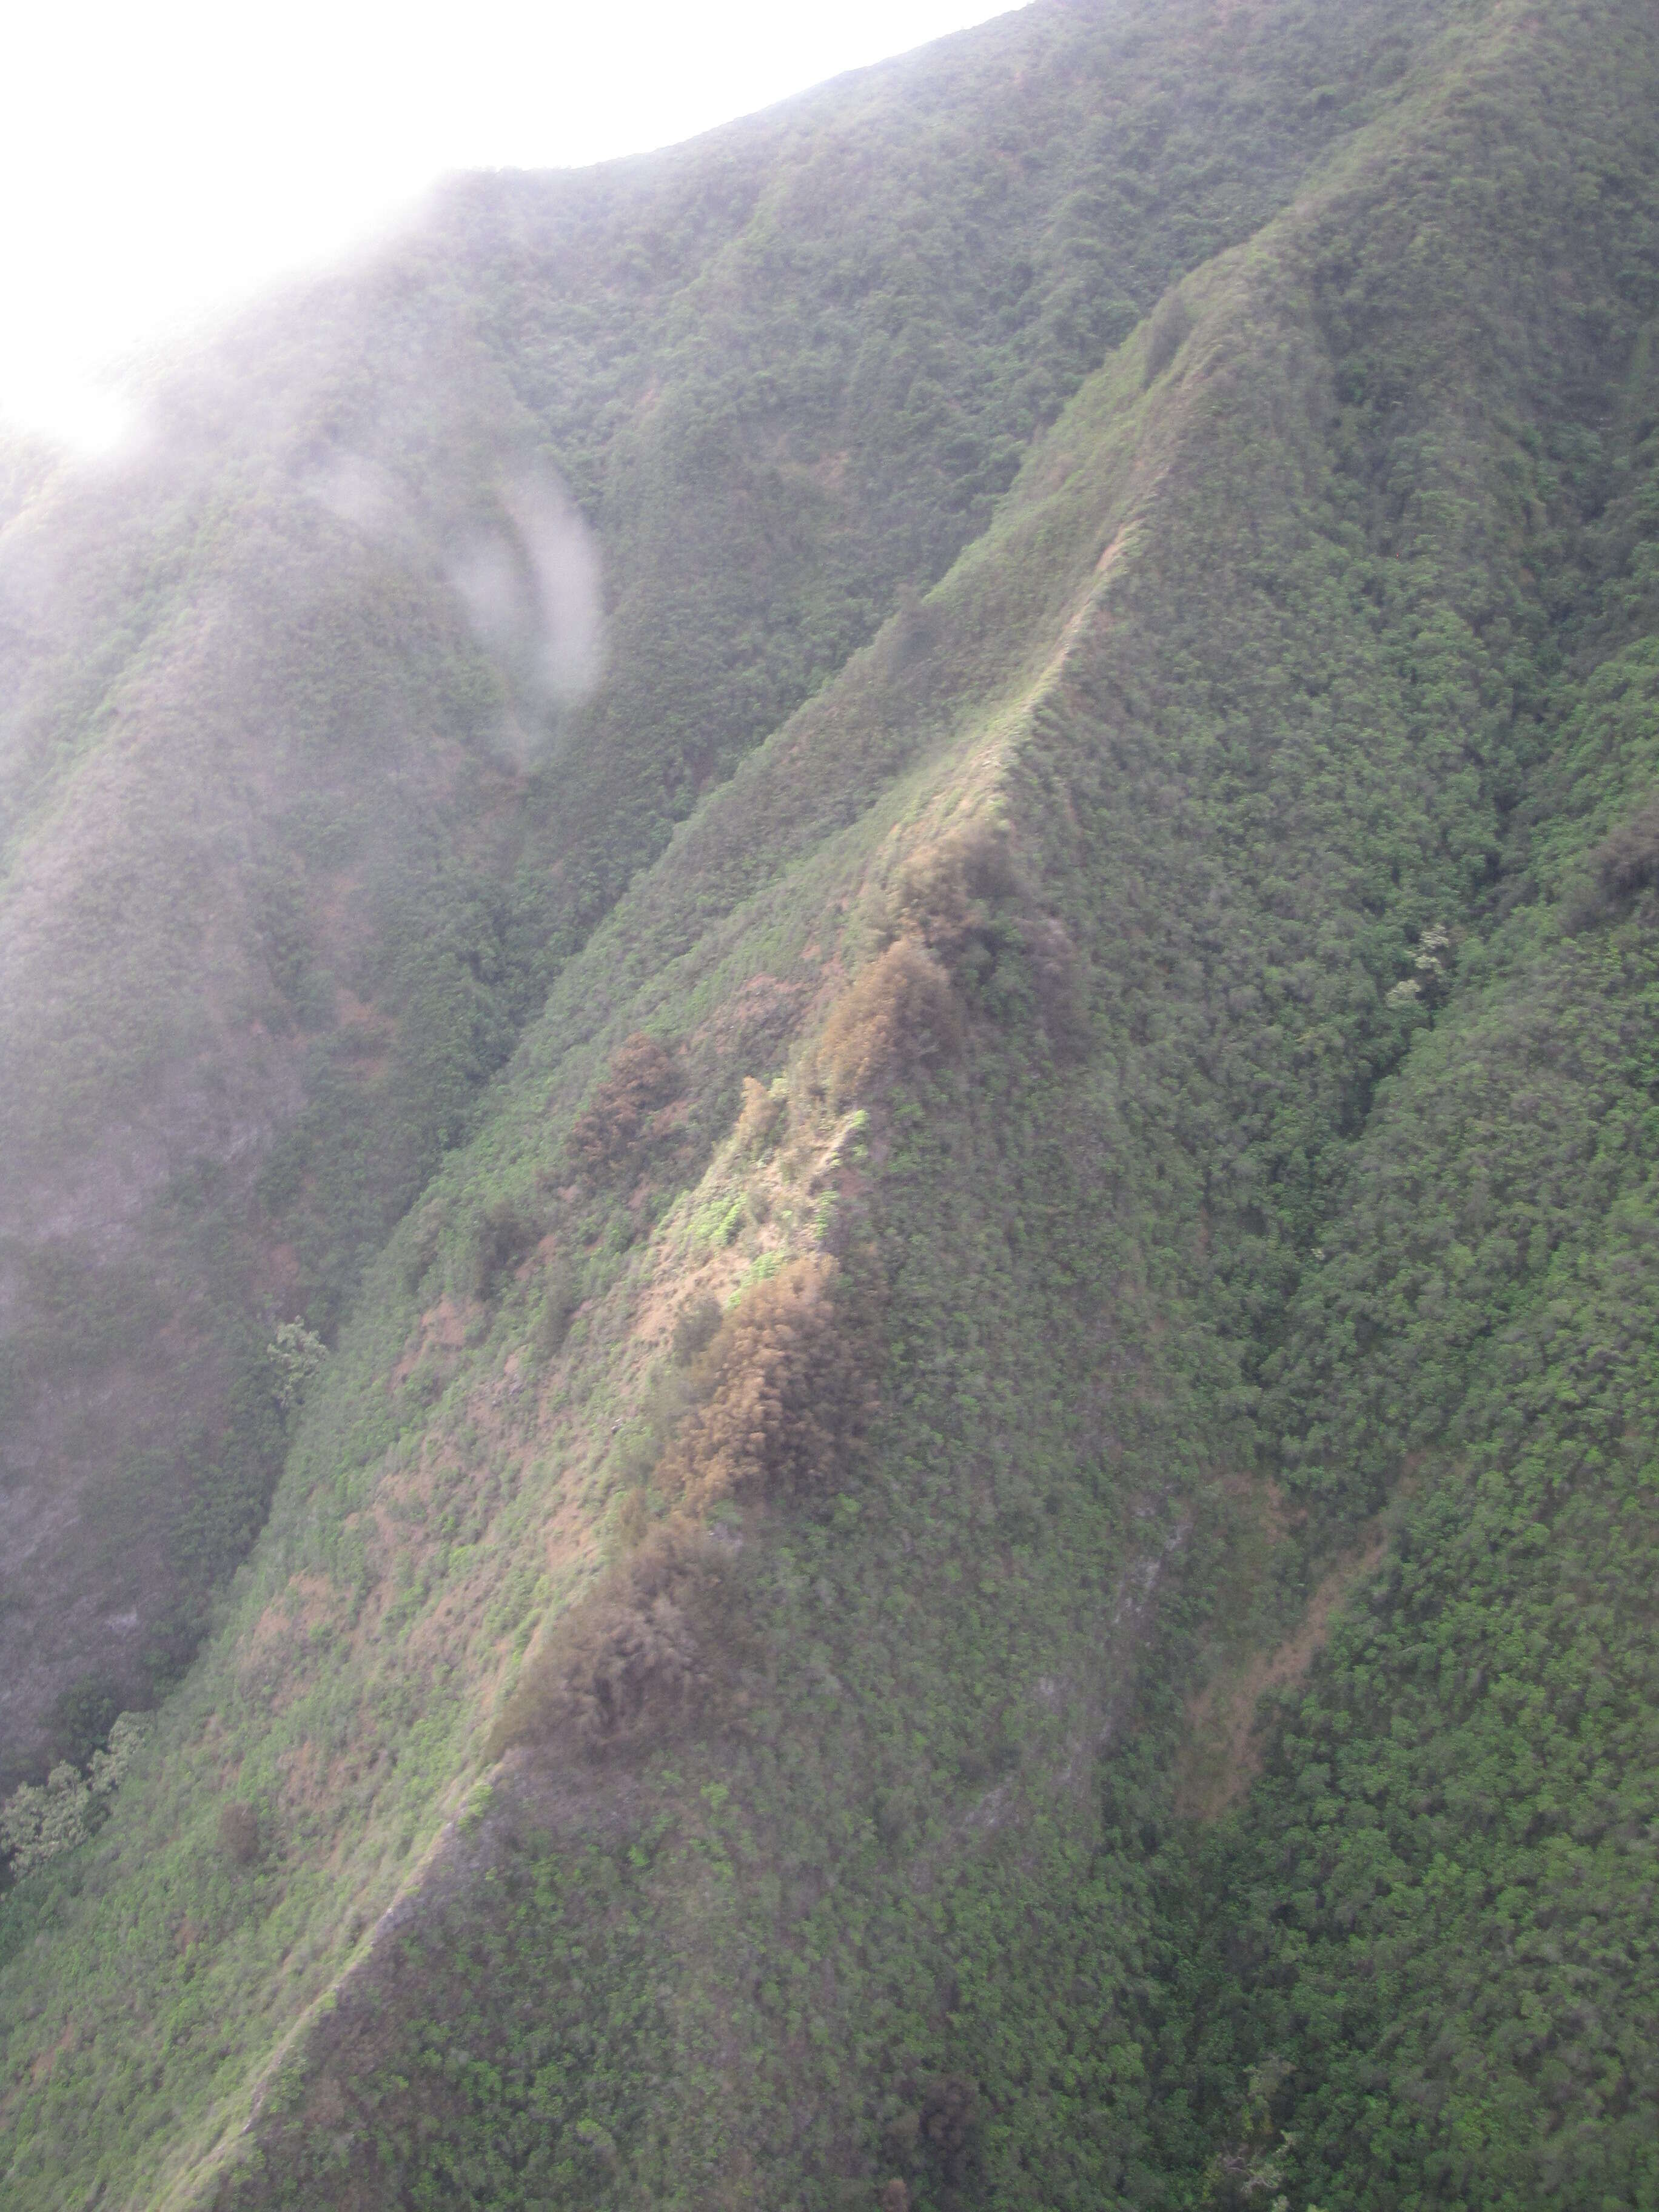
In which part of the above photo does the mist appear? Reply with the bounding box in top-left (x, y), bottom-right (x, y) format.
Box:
top-left (446, 471), bottom-right (605, 739)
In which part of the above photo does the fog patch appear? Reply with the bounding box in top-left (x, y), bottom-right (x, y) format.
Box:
top-left (303, 450), bottom-right (417, 549)
top-left (295, 441), bottom-right (606, 765)
top-left (447, 469), bottom-right (604, 756)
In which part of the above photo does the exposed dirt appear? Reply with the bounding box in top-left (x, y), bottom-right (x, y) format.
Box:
top-left (1176, 1527), bottom-right (1389, 1821)
top-left (389, 1296), bottom-right (471, 1387)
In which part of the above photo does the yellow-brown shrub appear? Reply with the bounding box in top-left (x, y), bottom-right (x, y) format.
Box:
top-left (658, 1255), bottom-right (872, 1515)
top-left (489, 1261), bottom-right (871, 1760)
top-left (815, 940), bottom-right (962, 1107)
top-left (731, 1074), bottom-right (784, 1155)
top-left (885, 819), bottom-right (1019, 959)
top-left (567, 1031), bottom-right (683, 1179)
top-left (488, 1518), bottom-right (725, 1757)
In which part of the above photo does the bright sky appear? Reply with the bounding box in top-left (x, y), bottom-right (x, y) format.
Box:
top-left (4, 1), bottom-right (1019, 451)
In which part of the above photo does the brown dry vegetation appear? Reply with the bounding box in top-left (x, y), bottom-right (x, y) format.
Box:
top-left (876, 815), bottom-right (1084, 1049)
top-left (567, 1031), bottom-right (685, 1181)
top-left (487, 1517), bottom-right (729, 1755)
top-left (814, 940), bottom-right (962, 1106)
top-left (489, 1254), bottom-right (871, 1758)
top-left (883, 817), bottom-right (1021, 959)
top-left (671, 1293), bottom-right (725, 1368)
top-left (657, 1255), bottom-right (873, 1515)
top-left (731, 1074), bottom-right (785, 1158)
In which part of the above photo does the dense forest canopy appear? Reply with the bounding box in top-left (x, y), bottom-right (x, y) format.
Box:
top-left (2, 1), bottom-right (1658, 2207)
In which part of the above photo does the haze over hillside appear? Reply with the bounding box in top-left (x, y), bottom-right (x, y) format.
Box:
top-left (2, 1), bottom-right (1658, 2207)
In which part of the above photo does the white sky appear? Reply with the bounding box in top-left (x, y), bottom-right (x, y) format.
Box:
top-left (4, 1), bottom-right (1019, 451)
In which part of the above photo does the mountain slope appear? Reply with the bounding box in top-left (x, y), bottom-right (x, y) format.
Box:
top-left (2, 0), bottom-right (1659, 2208)
top-left (0, 0), bottom-right (1461, 1780)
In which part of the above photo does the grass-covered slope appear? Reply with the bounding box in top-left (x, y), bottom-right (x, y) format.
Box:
top-left (0, 0), bottom-right (1464, 1777)
top-left (3, 0), bottom-right (1659, 2207)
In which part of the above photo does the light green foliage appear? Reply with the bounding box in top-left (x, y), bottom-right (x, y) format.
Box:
top-left (87, 1712), bottom-right (150, 1798)
top-left (0, 1714), bottom-right (150, 1880)
top-left (0, 1766), bottom-right (90, 1879)
top-left (266, 1321), bottom-right (327, 1416)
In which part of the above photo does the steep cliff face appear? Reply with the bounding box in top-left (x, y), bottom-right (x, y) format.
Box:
top-left (3, 2), bottom-right (1659, 2208)
top-left (0, 0), bottom-right (1444, 1780)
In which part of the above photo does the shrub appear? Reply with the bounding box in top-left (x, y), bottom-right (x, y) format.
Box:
top-left (884, 819), bottom-right (1020, 962)
top-left (1595, 800), bottom-right (1659, 902)
top-left (612, 1419), bottom-right (666, 1488)
top-left (218, 1800), bottom-right (260, 1866)
top-left (815, 942), bottom-right (962, 1107)
top-left (918, 2076), bottom-right (980, 2187)
top-left (267, 1319), bottom-right (328, 1414)
top-left (532, 1255), bottom-right (581, 1355)
top-left (1020, 913), bottom-right (1088, 1051)
top-left (881, 821), bottom-right (1086, 1044)
top-left (882, 2076), bottom-right (982, 2192)
top-left (1569, 799), bottom-right (1659, 926)
top-left (671, 1293), bottom-right (724, 1367)
top-left (1145, 290), bottom-right (1194, 380)
top-left (612, 1487), bottom-right (652, 1550)
top-left (87, 1712), bottom-right (149, 1797)
top-left (0, 1765), bottom-right (90, 1878)
top-left (400, 1199), bottom-right (447, 1293)
top-left (461, 1194), bottom-right (541, 1302)
top-left (50, 1675), bottom-right (119, 1768)
top-left (657, 1256), bottom-right (873, 1515)
top-left (488, 1518), bottom-right (726, 1756)
top-left (881, 581), bottom-right (943, 674)
top-left (568, 1032), bottom-right (684, 1180)
top-left (0, 1713), bottom-right (149, 1880)
top-left (731, 1074), bottom-right (785, 1156)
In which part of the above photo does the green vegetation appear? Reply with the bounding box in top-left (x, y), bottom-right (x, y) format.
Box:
top-left (2, 0), bottom-right (1659, 2207)
top-left (4, 0), bottom-right (1463, 1765)
top-left (0, 1715), bottom-right (150, 1879)
top-left (1181, 175), bottom-right (1659, 2204)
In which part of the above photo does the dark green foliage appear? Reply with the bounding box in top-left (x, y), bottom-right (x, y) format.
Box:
top-left (460, 1193), bottom-right (542, 1303)
top-left (1176, 256), bottom-right (1659, 2205)
top-left (48, 1678), bottom-right (119, 1772)
top-left (1581, 795), bottom-right (1659, 916)
top-left (1192, 1449), bottom-right (1659, 2208)
top-left (532, 1254), bottom-right (582, 1355)
top-left (218, 1801), bottom-right (260, 1866)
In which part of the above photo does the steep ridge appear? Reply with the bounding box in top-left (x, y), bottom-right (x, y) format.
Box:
top-left (0, 0), bottom-right (1456, 1778)
top-left (2, 0), bottom-right (1657, 2207)
top-left (1182, 187), bottom-right (1659, 2212)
